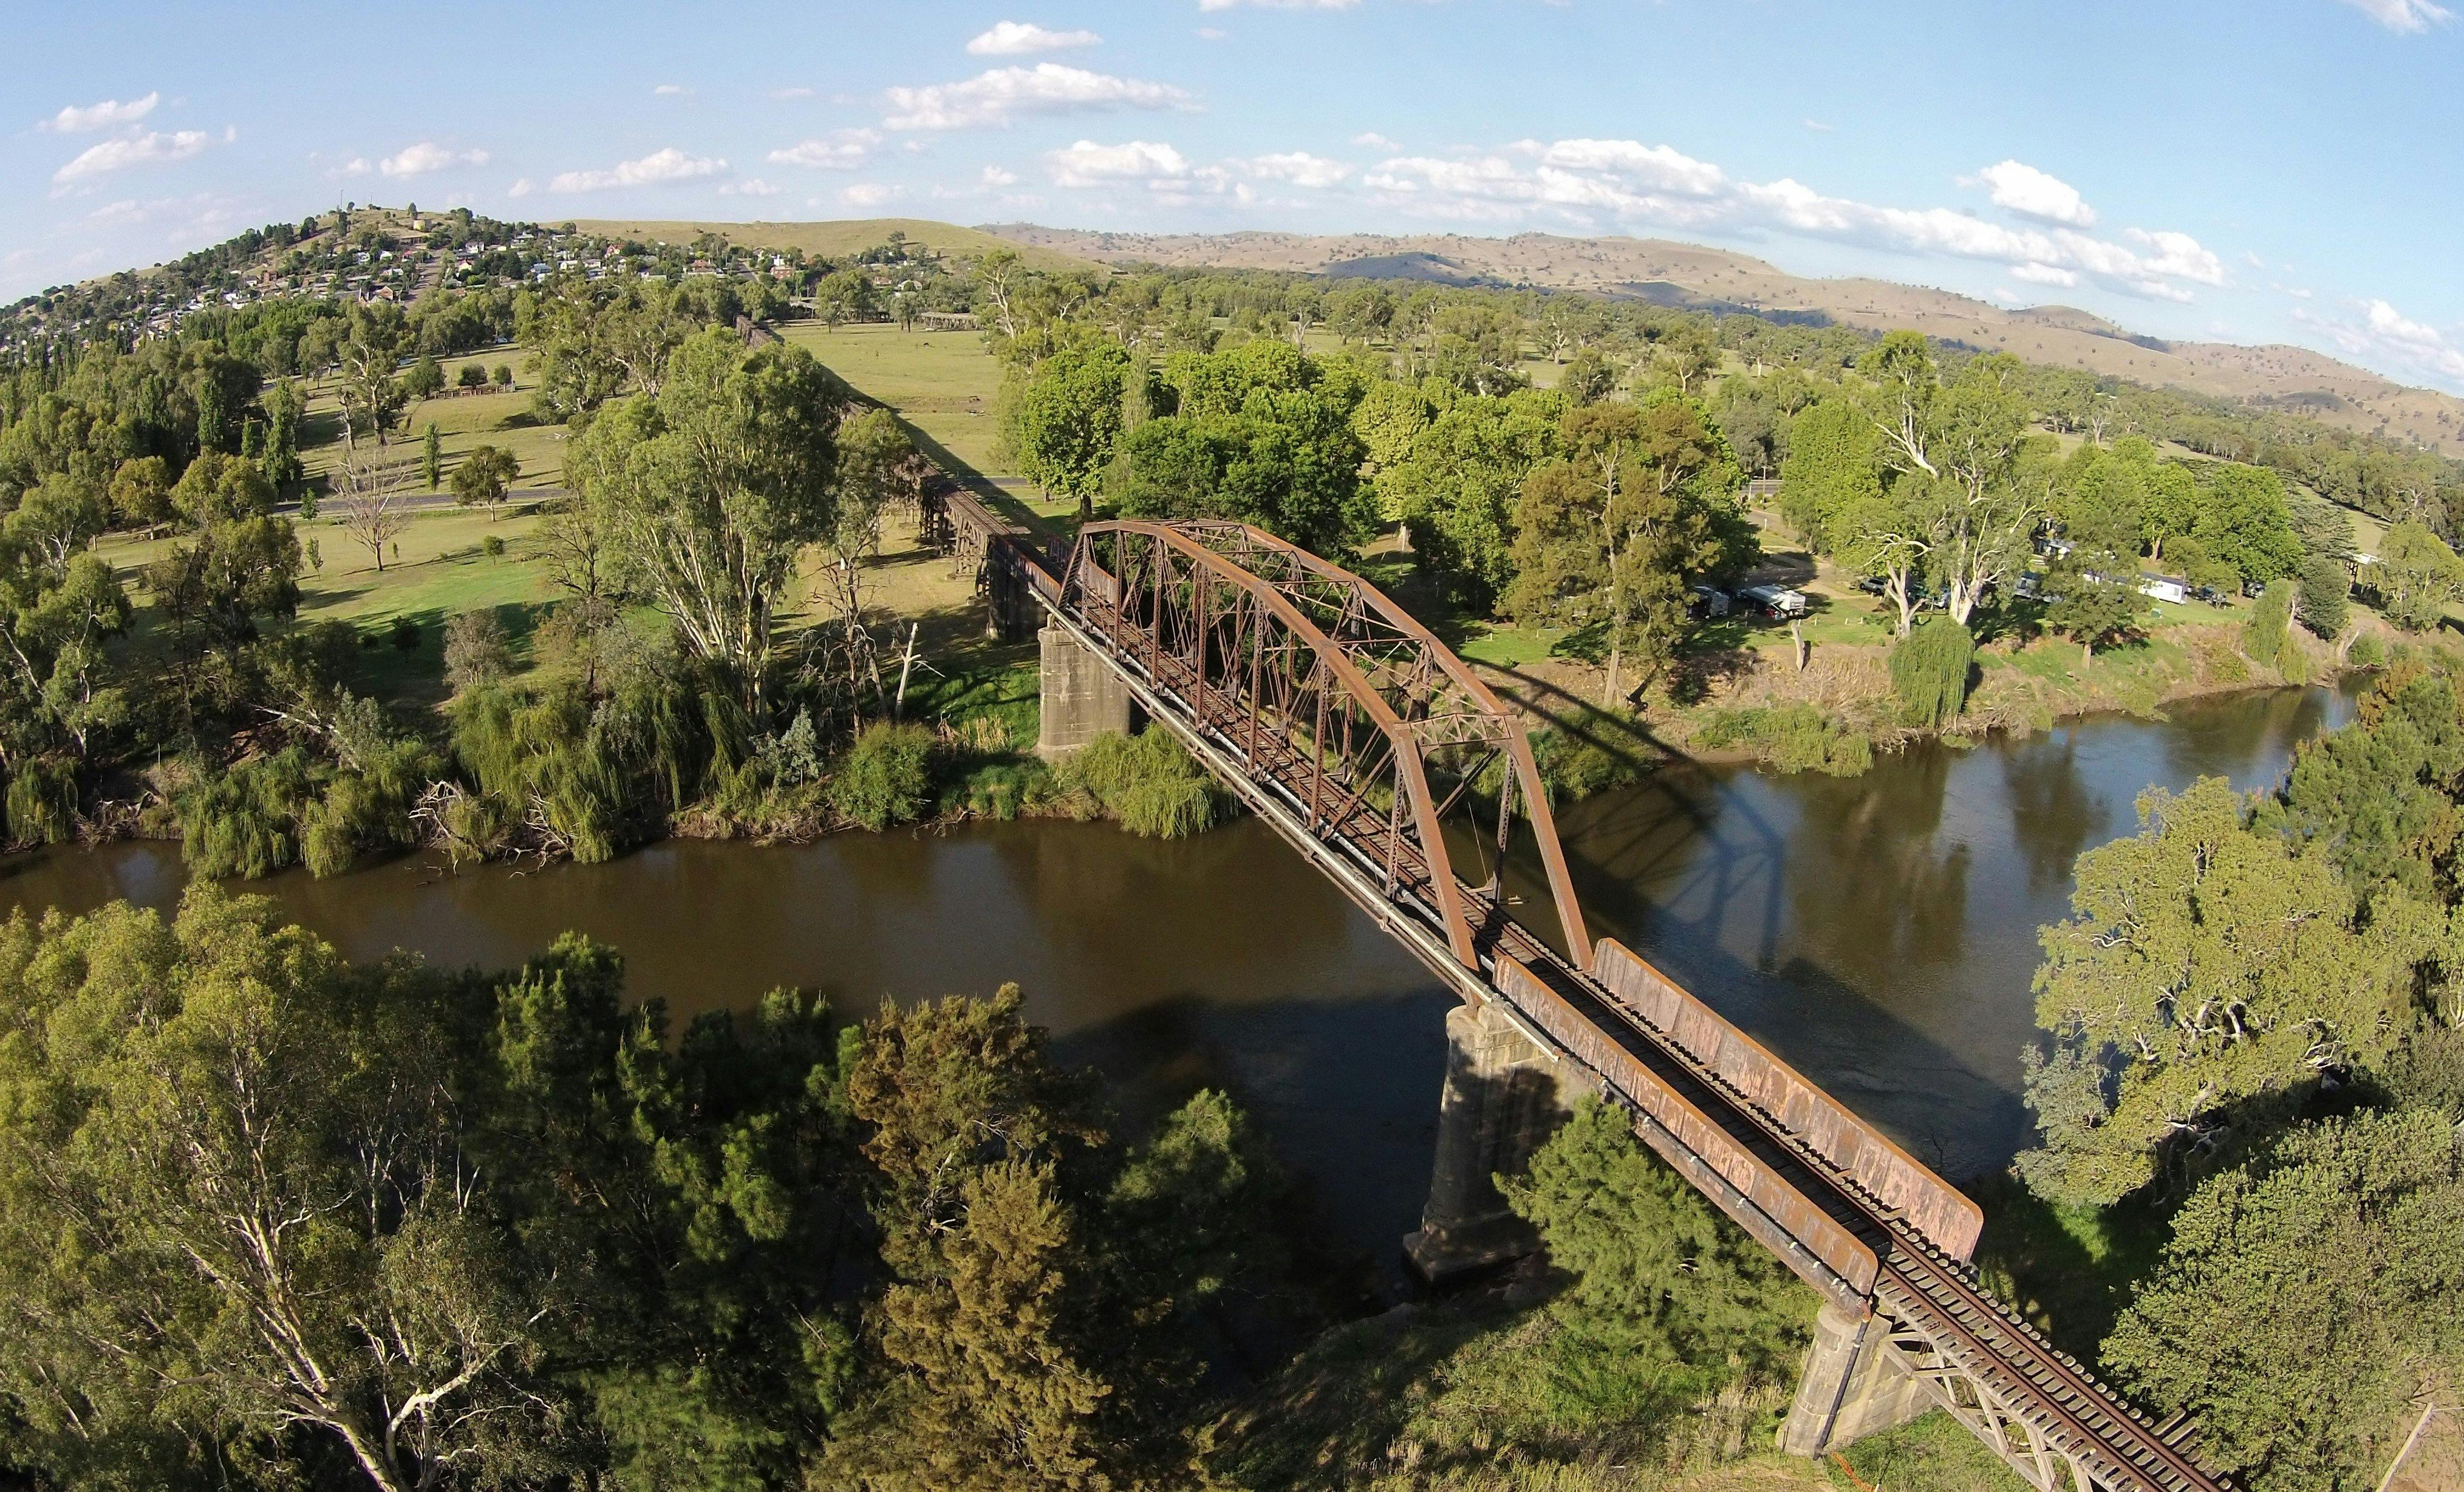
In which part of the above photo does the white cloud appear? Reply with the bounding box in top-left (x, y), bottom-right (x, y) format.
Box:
top-left (2335, 0), bottom-right (2452, 29)
top-left (718, 177), bottom-right (781, 197)
top-left (1196, 26), bottom-right (1229, 38)
top-left (335, 157), bottom-right (374, 177)
top-left (981, 164), bottom-right (1020, 186)
top-left (884, 63), bottom-right (1193, 129)
top-left (1045, 138), bottom-right (1189, 187)
top-left (379, 142), bottom-right (490, 177)
top-left (1351, 131), bottom-right (1401, 150)
top-left (841, 183), bottom-right (900, 207)
top-left (52, 129), bottom-right (211, 183)
top-left (40, 92), bottom-right (159, 132)
top-left (548, 147), bottom-right (729, 193)
top-left (2010, 262), bottom-right (2080, 287)
top-left (1199, 0), bottom-right (1357, 9)
top-left (2296, 298), bottom-right (2464, 391)
top-left (1965, 159), bottom-right (2096, 227)
top-left (654, 83), bottom-right (694, 97)
top-left (968, 21), bottom-right (1102, 54)
top-left (1240, 151), bottom-right (1350, 188)
top-left (507, 178), bottom-right (535, 198)
top-left (766, 128), bottom-right (881, 169)
top-left (771, 86), bottom-right (816, 99)
top-left (1360, 134), bottom-right (2228, 302)
top-left (1803, 118), bottom-right (1834, 133)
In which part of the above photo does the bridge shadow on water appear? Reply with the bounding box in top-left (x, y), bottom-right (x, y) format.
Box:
top-left (1048, 985), bottom-right (1455, 1311)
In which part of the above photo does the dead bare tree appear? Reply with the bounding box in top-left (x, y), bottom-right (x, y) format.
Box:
top-left (335, 448), bottom-right (411, 572)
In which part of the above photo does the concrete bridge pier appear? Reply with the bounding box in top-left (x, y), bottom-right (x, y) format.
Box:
top-left (1405, 999), bottom-right (1593, 1282)
top-left (1776, 1302), bottom-right (1930, 1456)
top-left (1036, 624), bottom-right (1135, 757)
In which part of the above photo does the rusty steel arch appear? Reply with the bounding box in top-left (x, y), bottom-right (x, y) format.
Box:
top-left (1059, 519), bottom-right (1591, 979)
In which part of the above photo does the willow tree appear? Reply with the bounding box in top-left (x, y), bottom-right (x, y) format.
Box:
top-left (572, 329), bottom-right (842, 720)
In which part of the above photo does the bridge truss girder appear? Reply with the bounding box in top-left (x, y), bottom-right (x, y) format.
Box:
top-left (1032, 520), bottom-right (2234, 1492)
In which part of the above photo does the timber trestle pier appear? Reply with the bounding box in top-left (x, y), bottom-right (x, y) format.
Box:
top-left (923, 502), bottom-right (2234, 1492)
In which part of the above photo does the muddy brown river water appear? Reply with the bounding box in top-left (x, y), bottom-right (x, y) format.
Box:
top-left (0, 683), bottom-right (2356, 1276)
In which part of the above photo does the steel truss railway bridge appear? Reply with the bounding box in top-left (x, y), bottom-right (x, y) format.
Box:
top-left (938, 502), bottom-right (2233, 1492)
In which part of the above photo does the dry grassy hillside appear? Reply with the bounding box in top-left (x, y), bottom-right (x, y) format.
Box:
top-left (986, 224), bottom-right (2464, 457)
top-left (564, 216), bottom-right (1093, 273)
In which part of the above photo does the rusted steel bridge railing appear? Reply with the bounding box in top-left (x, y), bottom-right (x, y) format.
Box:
top-left (995, 519), bottom-right (2231, 1492)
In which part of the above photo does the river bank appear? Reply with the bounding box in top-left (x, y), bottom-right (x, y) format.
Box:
top-left (1490, 611), bottom-right (2408, 778)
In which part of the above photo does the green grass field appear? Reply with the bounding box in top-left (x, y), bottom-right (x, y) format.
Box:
top-left (295, 349), bottom-right (568, 493)
top-left (776, 322), bottom-right (1014, 477)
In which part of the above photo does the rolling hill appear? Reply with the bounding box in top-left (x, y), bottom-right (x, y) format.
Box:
top-left (564, 216), bottom-right (1095, 275)
top-left (981, 224), bottom-right (2464, 457)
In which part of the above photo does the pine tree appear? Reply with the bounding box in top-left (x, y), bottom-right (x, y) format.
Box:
top-left (422, 422), bottom-right (442, 490)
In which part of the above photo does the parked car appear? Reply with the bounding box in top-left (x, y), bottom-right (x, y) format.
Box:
top-left (1688, 584), bottom-right (1731, 618)
top-left (2014, 572), bottom-right (2046, 600)
top-left (1736, 583), bottom-right (1809, 620)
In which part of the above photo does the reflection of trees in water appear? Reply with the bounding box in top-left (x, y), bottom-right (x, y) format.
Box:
top-left (2155, 685), bottom-right (2341, 795)
top-left (995, 820), bottom-right (1369, 1004)
top-left (1999, 735), bottom-right (2105, 896)
top-left (1775, 748), bottom-right (1970, 991)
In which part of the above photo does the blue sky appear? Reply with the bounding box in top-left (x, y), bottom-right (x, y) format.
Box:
top-left (7, 0), bottom-right (2463, 392)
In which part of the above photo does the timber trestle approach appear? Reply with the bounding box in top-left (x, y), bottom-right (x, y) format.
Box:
top-left (986, 518), bottom-right (2232, 1492)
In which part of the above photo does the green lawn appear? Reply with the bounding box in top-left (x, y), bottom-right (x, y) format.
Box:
top-left (775, 322), bottom-right (1013, 477)
top-left (101, 507), bottom-right (559, 711)
top-left (295, 351), bottom-right (568, 493)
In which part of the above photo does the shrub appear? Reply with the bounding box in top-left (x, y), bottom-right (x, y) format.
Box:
top-left (1693, 703), bottom-right (1871, 776)
top-left (1524, 707), bottom-right (1654, 800)
top-left (1889, 617), bottom-right (1973, 727)
top-left (4, 757), bottom-right (79, 847)
top-left (450, 683), bottom-right (662, 863)
top-left (444, 609), bottom-right (514, 693)
top-left (481, 533), bottom-right (506, 558)
top-left (390, 617), bottom-right (421, 652)
top-left (949, 759), bottom-right (1057, 822)
top-left (829, 722), bottom-right (938, 831)
top-left (2347, 631), bottom-right (2386, 669)
top-left (1055, 730), bottom-right (1228, 838)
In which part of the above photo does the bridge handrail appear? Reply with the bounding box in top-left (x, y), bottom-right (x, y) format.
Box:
top-left (1493, 954), bottom-right (1883, 1302)
top-left (1589, 939), bottom-right (1984, 1262)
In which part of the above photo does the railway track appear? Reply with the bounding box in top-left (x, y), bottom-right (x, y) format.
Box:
top-left (1054, 581), bottom-right (2234, 1492)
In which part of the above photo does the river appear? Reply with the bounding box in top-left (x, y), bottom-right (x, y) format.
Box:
top-left (0, 683), bottom-right (2356, 1283)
